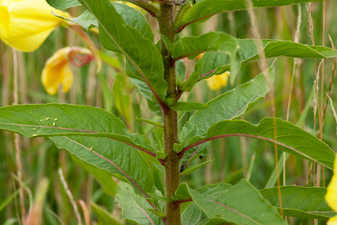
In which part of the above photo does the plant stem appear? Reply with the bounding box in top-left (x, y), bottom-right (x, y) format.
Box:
top-left (159, 3), bottom-right (181, 225)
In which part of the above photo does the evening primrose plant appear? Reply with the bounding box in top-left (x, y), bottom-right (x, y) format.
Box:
top-left (2, 0), bottom-right (337, 224)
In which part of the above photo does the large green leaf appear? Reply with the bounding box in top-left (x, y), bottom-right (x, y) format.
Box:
top-left (112, 3), bottom-right (154, 41)
top-left (0, 104), bottom-right (155, 193)
top-left (175, 181), bottom-right (286, 225)
top-left (204, 40), bottom-right (337, 82)
top-left (72, 156), bottom-right (117, 196)
top-left (78, 0), bottom-right (167, 105)
top-left (0, 104), bottom-right (153, 153)
top-left (180, 73), bottom-right (269, 143)
top-left (116, 181), bottom-right (163, 225)
top-left (182, 118), bottom-right (335, 169)
top-left (174, 0), bottom-right (322, 32)
top-left (171, 32), bottom-right (239, 79)
top-left (238, 39), bottom-right (337, 62)
top-left (261, 186), bottom-right (336, 219)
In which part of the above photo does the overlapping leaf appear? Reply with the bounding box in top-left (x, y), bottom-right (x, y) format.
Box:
top-left (116, 182), bottom-right (164, 225)
top-left (180, 73), bottom-right (269, 142)
top-left (172, 32), bottom-right (239, 79)
top-left (183, 118), bottom-right (335, 169)
top-left (79, 0), bottom-right (166, 104)
top-left (174, 181), bottom-right (286, 225)
top-left (261, 186), bottom-right (336, 220)
top-left (199, 40), bottom-right (337, 83)
top-left (174, 0), bottom-right (322, 32)
top-left (238, 39), bottom-right (337, 62)
top-left (0, 104), bottom-right (155, 193)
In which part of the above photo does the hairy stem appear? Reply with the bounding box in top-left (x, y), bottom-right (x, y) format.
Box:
top-left (159, 3), bottom-right (181, 225)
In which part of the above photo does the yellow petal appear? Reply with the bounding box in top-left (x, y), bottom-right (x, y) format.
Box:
top-left (217, 71), bottom-right (230, 87)
top-left (196, 53), bottom-right (204, 60)
top-left (206, 72), bottom-right (230, 90)
top-left (206, 76), bottom-right (221, 90)
top-left (0, 0), bottom-right (67, 51)
top-left (326, 155), bottom-right (337, 212)
top-left (1, 29), bottom-right (53, 52)
top-left (42, 47), bottom-right (73, 95)
top-left (328, 215), bottom-right (337, 225)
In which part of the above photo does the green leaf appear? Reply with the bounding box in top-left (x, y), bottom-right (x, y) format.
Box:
top-left (174, 0), bottom-right (322, 32)
top-left (180, 160), bottom-right (213, 177)
top-left (183, 118), bottom-right (335, 169)
top-left (98, 74), bottom-right (114, 113)
top-left (203, 40), bottom-right (337, 82)
top-left (194, 51), bottom-right (230, 80)
top-left (99, 51), bottom-right (121, 70)
top-left (238, 39), bottom-right (337, 62)
top-left (261, 186), bottom-right (336, 219)
top-left (150, 128), bottom-right (164, 152)
top-left (0, 104), bottom-right (155, 193)
top-left (264, 153), bottom-right (288, 189)
top-left (176, 181), bottom-right (286, 225)
top-left (72, 156), bottom-right (117, 196)
top-left (171, 102), bottom-right (208, 112)
top-left (67, 10), bottom-right (98, 30)
top-left (176, 59), bottom-right (187, 86)
top-left (137, 118), bottom-right (163, 129)
top-left (47, 0), bottom-right (80, 10)
top-left (0, 104), bottom-right (153, 153)
top-left (181, 73), bottom-right (269, 142)
top-left (116, 181), bottom-right (163, 225)
top-left (172, 32), bottom-right (239, 79)
top-left (91, 202), bottom-right (123, 225)
top-left (79, 0), bottom-right (166, 105)
top-left (182, 203), bottom-right (203, 225)
top-left (113, 74), bottom-right (132, 124)
top-left (112, 3), bottom-right (154, 41)
top-left (66, 3), bottom-right (153, 40)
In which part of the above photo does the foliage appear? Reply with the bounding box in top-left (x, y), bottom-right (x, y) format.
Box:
top-left (0, 0), bottom-right (337, 224)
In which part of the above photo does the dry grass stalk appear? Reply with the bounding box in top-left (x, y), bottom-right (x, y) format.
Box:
top-left (58, 168), bottom-right (83, 225)
top-left (245, 0), bottom-right (283, 216)
top-left (12, 48), bottom-right (26, 222)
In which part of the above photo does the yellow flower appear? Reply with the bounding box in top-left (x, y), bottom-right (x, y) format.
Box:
top-left (0, 0), bottom-right (68, 52)
top-left (206, 72), bottom-right (230, 90)
top-left (326, 155), bottom-right (337, 224)
top-left (42, 47), bottom-right (93, 95)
